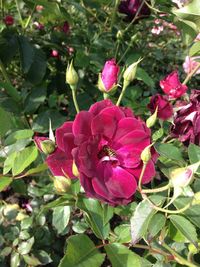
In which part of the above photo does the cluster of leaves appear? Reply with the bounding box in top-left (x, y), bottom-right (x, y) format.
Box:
top-left (1, 0), bottom-right (200, 266)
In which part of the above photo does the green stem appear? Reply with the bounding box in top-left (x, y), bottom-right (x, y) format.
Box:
top-left (1, 0), bottom-right (4, 17)
top-left (110, 0), bottom-right (120, 31)
top-left (15, 0), bottom-right (24, 28)
top-left (24, 4), bottom-right (36, 30)
top-left (0, 59), bottom-right (20, 102)
top-left (138, 162), bottom-right (147, 192)
top-left (118, 42), bottom-right (132, 64)
top-left (182, 62), bottom-right (200, 85)
top-left (114, 40), bottom-right (120, 59)
top-left (103, 92), bottom-right (109, 99)
top-left (141, 183), bottom-right (170, 194)
top-left (72, 89), bottom-right (80, 113)
top-left (162, 243), bottom-right (199, 267)
top-left (116, 83), bottom-right (128, 106)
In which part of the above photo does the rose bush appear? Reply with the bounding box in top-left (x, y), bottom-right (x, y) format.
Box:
top-left (45, 100), bottom-right (157, 205)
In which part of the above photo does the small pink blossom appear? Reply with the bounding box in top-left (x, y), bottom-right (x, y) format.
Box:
top-left (160, 71), bottom-right (188, 99)
top-left (183, 56), bottom-right (200, 75)
top-left (36, 5), bottom-right (44, 12)
top-left (33, 21), bottom-right (44, 30)
top-left (51, 50), bottom-right (59, 58)
top-left (151, 26), bottom-right (164, 35)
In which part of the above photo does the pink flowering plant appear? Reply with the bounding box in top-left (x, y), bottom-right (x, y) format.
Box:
top-left (1, 0), bottom-right (200, 267)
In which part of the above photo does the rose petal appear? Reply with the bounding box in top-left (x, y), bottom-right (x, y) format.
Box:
top-left (89, 99), bottom-right (114, 116)
top-left (56, 122), bottom-right (73, 151)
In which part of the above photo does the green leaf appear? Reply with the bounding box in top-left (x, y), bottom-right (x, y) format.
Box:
top-left (173, 197), bottom-right (200, 228)
top-left (24, 85), bottom-right (47, 113)
top-left (58, 234), bottom-right (105, 267)
top-left (77, 197), bottom-right (113, 239)
top-left (0, 107), bottom-right (16, 136)
top-left (146, 213), bottom-right (166, 239)
top-left (114, 224), bottom-right (131, 243)
top-left (0, 176), bottom-right (13, 191)
top-left (3, 152), bottom-right (17, 174)
top-left (35, 250), bottom-right (52, 265)
top-left (18, 36), bottom-right (35, 74)
top-left (169, 215), bottom-right (198, 244)
top-left (173, 0), bottom-right (200, 31)
top-left (18, 237), bottom-right (34, 255)
top-left (136, 68), bottom-right (155, 88)
top-left (155, 143), bottom-right (184, 162)
top-left (188, 143), bottom-right (200, 163)
top-left (189, 41), bottom-right (200, 56)
top-left (52, 206), bottom-right (71, 234)
top-left (168, 222), bottom-right (188, 243)
top-left (0, 82), bottom-right (21, 102)
top-left (105, 243), bottom-right (151, 267)
top-left (131, 199), bottom-right (156, 244)
top-left (5, 130), bottom-right (34, 145)
top-left (12, 146), bottom-right (38, 176)
top-left (23, 254), bottom-right (41, 266)
top-left (10, 252), bottom-right (20, 267)
top-left (23, 163), bottom-right (48, 176)
top-left (152, 128), bottom-right (164, 142)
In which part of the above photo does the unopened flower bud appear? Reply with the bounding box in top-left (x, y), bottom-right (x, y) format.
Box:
top-left (72, 161), bottom-right (79, 177)
top-left (34, 137), bottom-right (55, 155)
top-left (66, 60), bottom-right (79, 89)
top-left (141, 144), bottom-right (152, 163)
top-left (116, 30), bottom-right (123, 40)
top-left (146, 106), bottom-right (158, 128)
top-left (170, 161), bottom-right (200, 188)
top-left (54, 176), bottom-right (71, 193)
top-left (123, 58), bottom-right (142, 87)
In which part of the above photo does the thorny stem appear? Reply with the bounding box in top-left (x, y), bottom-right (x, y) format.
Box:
top-left (182, 62), bottom-right (200, 85)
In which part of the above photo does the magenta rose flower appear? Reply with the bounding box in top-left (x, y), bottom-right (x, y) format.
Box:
top-left (46, 100), bottom-right (157, 205)
top-left (160, 71), bottom-right (188, 99)
top-left (171, 90), bottom-right (200, 146)
top-left (99, 59), bottom-right (120, 93)
top-left (118, 0), bottom-right (150, 21)
top-left (148, 94), bottom-right (173, 120)
top-left (3, 15), bottom-right (14, 26)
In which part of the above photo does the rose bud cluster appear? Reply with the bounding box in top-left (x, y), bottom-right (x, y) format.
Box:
top-left (171, 90), bottom-right (200, 146)
top-left (3, 15), bottom-right (14, 26)
top-left (160, 70), bottom-right (188, 99)
top-left (35, 100), bottom-right (158, 206)
top-left (118, 0), bottom-right (150, 21)
top-left (98, 59), bottom-right (120, 93)
top-left (148, 94), bottom-right (173, 121)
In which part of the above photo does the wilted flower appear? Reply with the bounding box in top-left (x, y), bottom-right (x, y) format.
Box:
top-left (46, 100), bottom-right (157, 205)
top-left (160, 71), bottom-right (188, 99)
top-left (118, 0), bottom-right (150, 21)
top-left (3, 15), bottom-right (14, 26)
top-left (171, 90), bottom-right (200, 146)
top-left (183, 56), bottom-right (200, 75)
top-left (148, 94), bottom-right (173, 120)
top-left (98, 59), bottom-right (119, 93)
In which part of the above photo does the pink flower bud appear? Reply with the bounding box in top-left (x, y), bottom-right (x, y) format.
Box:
top-left (99, 59), bottom-right (119, 92)
top-left (36, 5), bottom-right (44, 12)
top-left (51, 49), bottom-right (59, 58)
top-left (3, 15), bottom-right (14, 26)
top-left (160, 71), bottom-right (188, 99)
top-left (34, 136), bottom-right (55, 155)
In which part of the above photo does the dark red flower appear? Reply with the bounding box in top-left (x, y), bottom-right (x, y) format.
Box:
top-left (171, 90), bottom-right (200, 146)
top-left (62, 21), bottom-right (70, 34)
top-left (118, 0), bottom-right (150, 21)
top-left (45, 100), bottom-right (157, 206)
top-left (160, 71), bottom-right (188, 99)
top-left (148, 94), bottom-right (173, 120)
top-left (3, 15), bottom-right (14, 26)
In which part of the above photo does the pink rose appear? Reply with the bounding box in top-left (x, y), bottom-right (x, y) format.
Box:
top-left (148, 94), bottom-right (173, 120)
top-left (100, 59), bottom-right (119, 92)
top-left (46, 100), bottom-right (157, 205)
top-left (160, 71), bottom-right (188, 99)
top-left (3, 15), bottom-right (14, 26)
top-left (171, 90), bottom-right (200, 146)
top-left (183, 56), bottom-right (200, 75)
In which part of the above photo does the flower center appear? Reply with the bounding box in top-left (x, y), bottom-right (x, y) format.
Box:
top-left (98, 145), bottom-right (117, 160)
